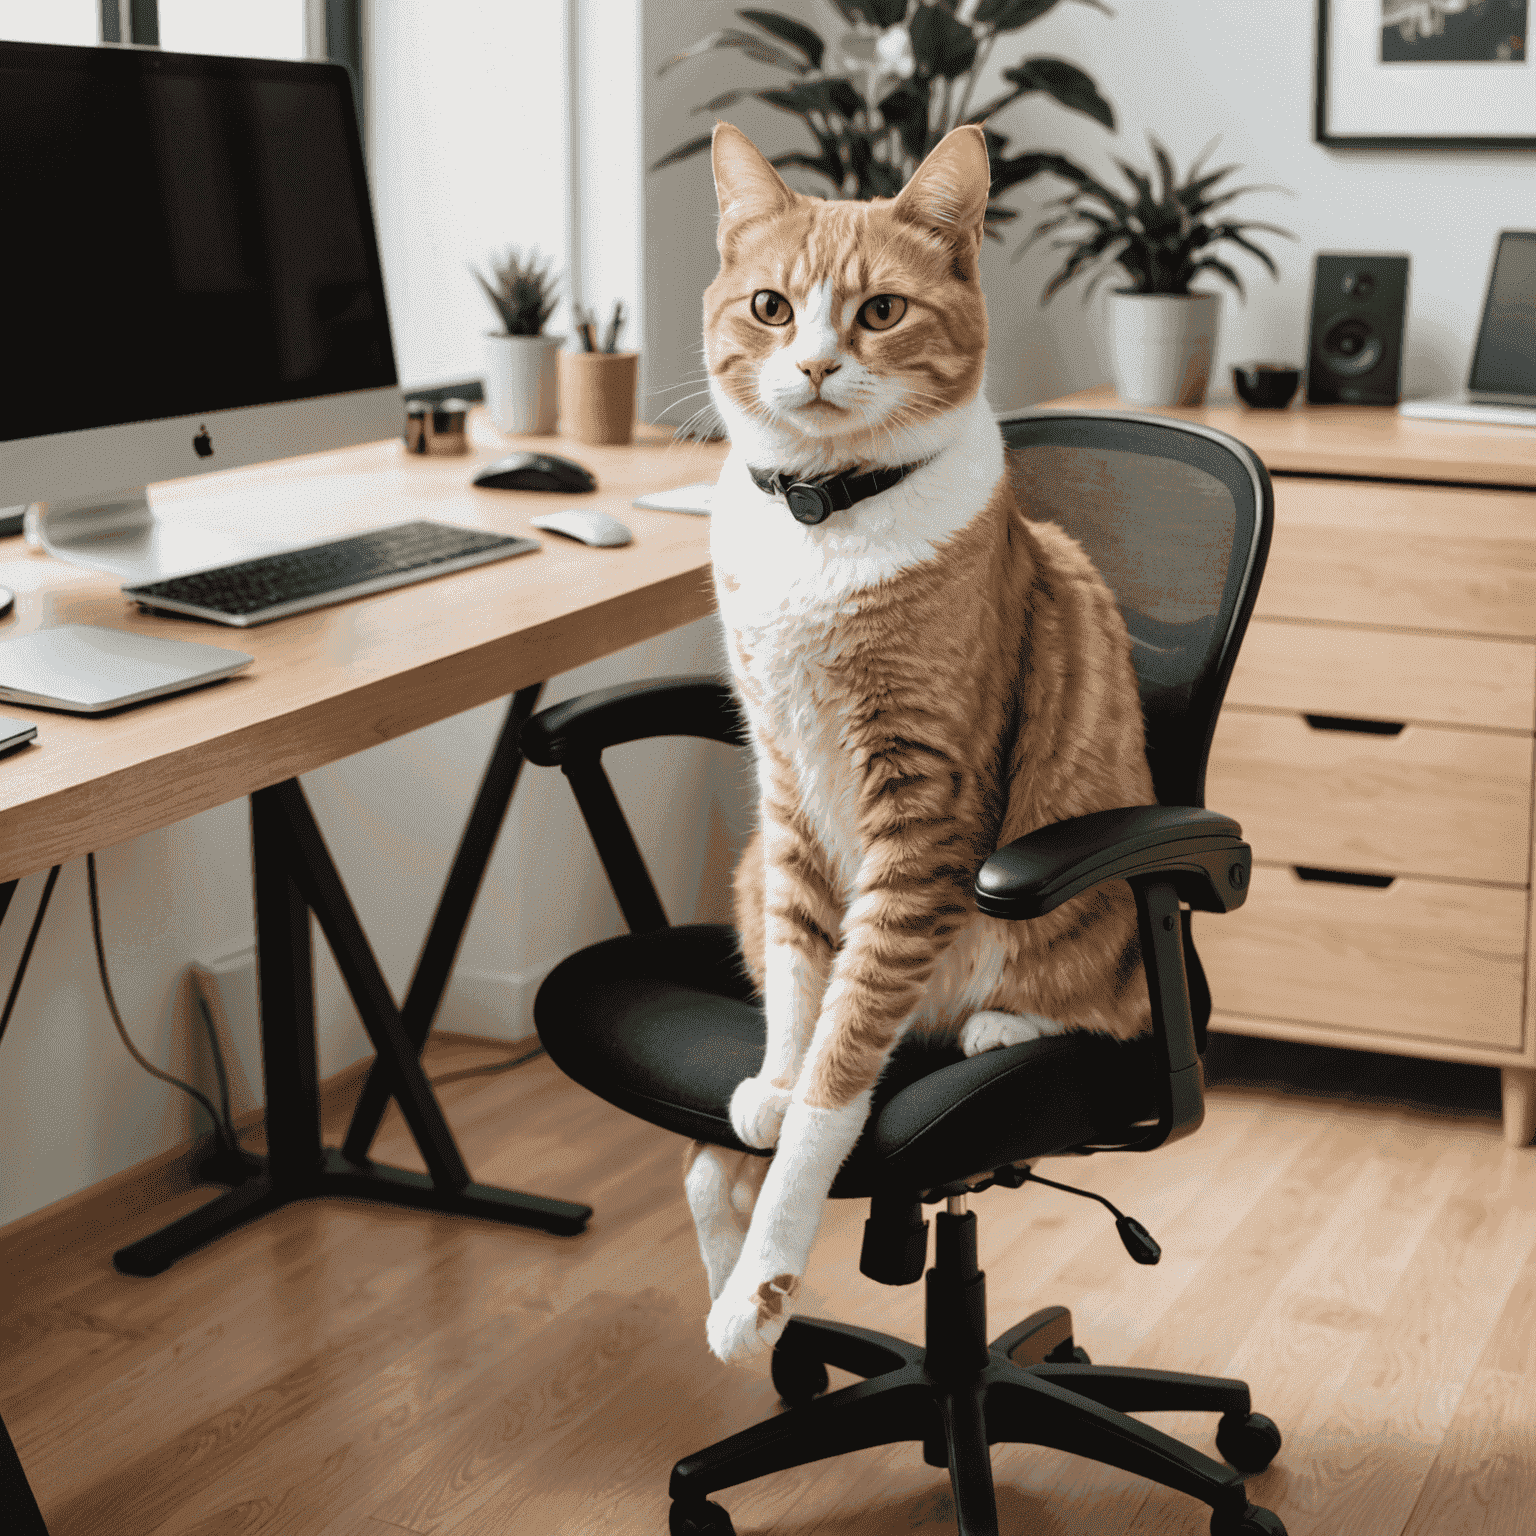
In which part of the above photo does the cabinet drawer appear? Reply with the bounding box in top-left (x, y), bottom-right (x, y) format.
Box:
top-left (1207, 710), bottom-right (1533, 884)
top-left (1258, 478), bottom-right (1536, 638)
top-left (1225, 621), bottom-right (1536, 733)
top-left (1198, 864), bottom-right (1527, 1050)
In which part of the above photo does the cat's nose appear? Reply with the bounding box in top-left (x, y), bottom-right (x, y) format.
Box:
top-left (799, 359), bottom-right (841, 389)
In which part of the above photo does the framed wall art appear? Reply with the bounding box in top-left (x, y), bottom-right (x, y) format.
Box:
top-left (1317, 0), bottom-right (1536, 147)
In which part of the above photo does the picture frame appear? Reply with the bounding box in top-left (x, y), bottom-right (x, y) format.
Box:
top-left (1316, 0), bottom-right (1536, 148)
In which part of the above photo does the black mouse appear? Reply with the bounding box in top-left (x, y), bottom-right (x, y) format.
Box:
top-left (472, 452), bottom-right (597, 493)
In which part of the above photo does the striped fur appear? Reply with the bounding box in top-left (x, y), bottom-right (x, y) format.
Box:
top-left (686, 124), bottom-right (1157, 1364)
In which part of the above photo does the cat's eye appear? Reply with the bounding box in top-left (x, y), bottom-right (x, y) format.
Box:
top-left (751, 290), bottom-right (793, 327)
top-left (857, 295), bottom-right (907, 332)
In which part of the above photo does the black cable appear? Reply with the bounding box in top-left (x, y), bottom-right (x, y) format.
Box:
top-left (427, 1042), bottom-right (545, 1087)
top-left (193, 989), bottom-right (238, 1152)
top-left (86, 851), bottom-right (233, 1150)
top-left (0, 864), bottom-right (60, 1049)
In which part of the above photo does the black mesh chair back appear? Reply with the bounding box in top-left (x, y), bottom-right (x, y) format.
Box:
top-left (997, 409), bottom-right (1273, 811)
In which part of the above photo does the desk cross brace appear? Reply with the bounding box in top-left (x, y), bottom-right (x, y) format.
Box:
top-left (110, 683), bottom-right (591, 1279)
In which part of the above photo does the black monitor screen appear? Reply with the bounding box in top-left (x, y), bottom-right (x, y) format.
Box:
top-left (1469, 231), bottom-right (1536, 398)
top-left (0, 42), bottom-right (396, 444)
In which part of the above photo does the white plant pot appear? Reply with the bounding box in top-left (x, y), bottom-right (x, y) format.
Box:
top-left (483, 332), bottom-right (562, 434)
top-left (1105, 291), bottom-right (1221, 407)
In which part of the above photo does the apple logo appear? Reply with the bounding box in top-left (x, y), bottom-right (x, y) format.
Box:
top-left (193, 425), bottom-right (214, 458)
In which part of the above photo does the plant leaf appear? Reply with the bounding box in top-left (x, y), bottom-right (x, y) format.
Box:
top-left (738, 9), bottom-right (824, 69)
top-left (657, 28), bottom-right (808, 77)
top-left (878, 80), bottom-right (931, 162)
top-left (767, 149), bottom-right (845, 190)
top-left (990, 149), bottom-right (1098, 195)
top-left (860, 0), bottom-right (909, 24)
top-left (976, 0), bottom-right (1063, 29)
top-left (650, 132), bottom-right (716, 172)
top-left (1150, 136), bottom-right (1176, 203)
top-left (1000, 56), bottom-right (1114, 129)
top-left (761, 77), bottom-right (865, 119)
top-left (1213, 226), bottom-right (1289, 278)
top-left (1189, 255), bottom-right (1245, 298)
top-left (690, 87), bottom-right (768, 115)
top-left (910, 4), bottom-right (979, 79)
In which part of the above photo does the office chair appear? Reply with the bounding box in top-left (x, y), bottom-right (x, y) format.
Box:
top-left (521, 408), bottom-right (1283, 1536)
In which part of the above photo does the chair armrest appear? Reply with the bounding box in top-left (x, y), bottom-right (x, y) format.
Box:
top-left (974, 805), bottom-right (1250, 920)
top-left (520, 674), bottom-right (747, 766)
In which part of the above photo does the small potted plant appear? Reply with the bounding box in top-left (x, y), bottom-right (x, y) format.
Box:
top-left (473, 246), bottom-right (562, 434)
top-left (1021, 138), bottom-right (1293, 406)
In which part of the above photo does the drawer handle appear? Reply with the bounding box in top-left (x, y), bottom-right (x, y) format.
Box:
top-left (1294, 865), bottom-right (1396, 889)
top-left (1303, 714), bottom-right (1405, 736)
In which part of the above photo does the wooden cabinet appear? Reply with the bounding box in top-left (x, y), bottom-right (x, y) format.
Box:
top-left (1047, 388), bottom-right (1536, 1145)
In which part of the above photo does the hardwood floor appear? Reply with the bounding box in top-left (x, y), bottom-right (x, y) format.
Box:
top-left (3, 1031), bottom-right (1532, 1536)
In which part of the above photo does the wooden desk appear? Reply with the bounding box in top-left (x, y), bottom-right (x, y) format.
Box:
top-left (0, 414), bottom-right (724, 881)
top-left (1049, 386), bottom-right (1536, 1146)
top-left (0, 415), bottom-right (726, 1536)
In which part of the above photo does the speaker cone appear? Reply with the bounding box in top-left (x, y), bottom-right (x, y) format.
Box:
top-left (1320, 316), bottom-right (1383, 377)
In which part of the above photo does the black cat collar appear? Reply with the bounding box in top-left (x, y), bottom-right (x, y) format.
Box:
top-left (748, 458), bottom-right (930, 526)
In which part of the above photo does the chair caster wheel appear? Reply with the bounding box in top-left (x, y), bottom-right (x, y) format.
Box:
top-left (1210, 1501), bottom-right (1286, 1535)
top-left (770, 1347), bottom-right (829, 1407)
top-left (1216, 1410), bottom-right (1283, 1474)
top-left (670, 1499), bottom-right (735, 1536)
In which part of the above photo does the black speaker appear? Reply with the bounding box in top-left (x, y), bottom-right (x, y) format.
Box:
top-left (1305, 253), bottom-right (1410, 405)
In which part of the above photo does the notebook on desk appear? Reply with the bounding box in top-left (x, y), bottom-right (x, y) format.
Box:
top-left (1400, 231), bottom-right (1536, 427)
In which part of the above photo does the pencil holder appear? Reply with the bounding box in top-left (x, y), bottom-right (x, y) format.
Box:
top-left (558, 351), bottom-right (638, 445)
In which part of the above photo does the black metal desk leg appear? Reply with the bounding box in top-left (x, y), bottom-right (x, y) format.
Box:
top-left (344, 683), bottom-right (543, 1162)
top-left (1, 878), bottom-right (53, 1535)
top-left (0, 1411), bottom-right (49, 1536)
top-left (112, 698), bottom-right (590, 1276)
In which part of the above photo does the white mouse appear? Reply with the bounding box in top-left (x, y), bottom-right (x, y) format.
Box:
top-left (531, 509), bottom-right (633, 547)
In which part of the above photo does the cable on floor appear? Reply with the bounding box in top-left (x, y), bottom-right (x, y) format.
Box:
top-left (428, 1041), bottom-right (546, 1086)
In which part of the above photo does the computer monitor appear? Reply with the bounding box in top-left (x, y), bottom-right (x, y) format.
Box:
top-left (1467, 230), bottom-right (1536, 405)
top-left (0, 40), bottom-right (401, 580)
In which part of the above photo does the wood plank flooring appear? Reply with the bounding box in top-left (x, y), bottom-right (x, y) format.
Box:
top-left (3, 1031), bottom-right (1532, 1536)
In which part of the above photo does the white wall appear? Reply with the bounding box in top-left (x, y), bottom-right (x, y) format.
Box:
top-left (0, 1), bottom-right (751, 1232)
top-left (642, 1), bottom-right (1536, 415)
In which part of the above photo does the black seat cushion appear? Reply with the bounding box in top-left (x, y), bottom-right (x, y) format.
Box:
top-left (534, 924), bottom-right (1160, 1198)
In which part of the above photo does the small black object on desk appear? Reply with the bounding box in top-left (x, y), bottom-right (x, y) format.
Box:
top-left (1233, 363), bottom-right (1301, 410)
top-left (473, 452), bottom-right (597, 493)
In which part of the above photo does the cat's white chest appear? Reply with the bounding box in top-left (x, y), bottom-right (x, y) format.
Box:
top-left (710, 394), bottom-right (1005, 901)
top-left (718, 542), bottom-right (867, 900)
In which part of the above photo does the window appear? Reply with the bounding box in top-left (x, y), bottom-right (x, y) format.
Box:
top-left (0, 0), bottom-right (97, 44)
top-left (157, 0), bottom-right (306, 61)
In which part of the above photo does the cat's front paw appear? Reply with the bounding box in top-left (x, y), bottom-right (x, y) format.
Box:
top-left (729, 1074), bottom-right (791, 1149)
top-left (706, 1269), bottom-right (800, 1364)
top-left (960, 1010), bottom-right (1064, 1057)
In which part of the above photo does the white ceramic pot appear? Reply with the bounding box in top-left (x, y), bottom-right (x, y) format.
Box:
top-left (1105, 291), bottom-right (1221, 407)
top-left (483, 332), bottom-right (562, 434)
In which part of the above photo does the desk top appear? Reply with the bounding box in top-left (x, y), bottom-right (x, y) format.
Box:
top-left (0, 415), bottom-right (726, 883)
top-left (1045, 384), bottom-right (1536, 489)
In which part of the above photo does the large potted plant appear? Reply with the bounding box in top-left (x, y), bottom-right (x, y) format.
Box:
top-left (473, 247), bottom-right (562, 435)
top-left (1022, 138), bottom-right (1293, 406)
top-left (654, 1), bottom-right (1118, 243)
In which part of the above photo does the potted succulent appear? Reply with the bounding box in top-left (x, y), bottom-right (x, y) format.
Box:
top-left (1021, 138), bottom-right (1294, 406)
top-left (473, 247), bottom-right (562, 434)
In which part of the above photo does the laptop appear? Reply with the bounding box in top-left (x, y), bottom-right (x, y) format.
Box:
top-left (1400, 231), bottom-right (1536, 427)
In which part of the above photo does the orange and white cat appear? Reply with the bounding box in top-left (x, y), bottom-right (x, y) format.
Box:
top-left (686, 122), bottom-right (1156, 1365)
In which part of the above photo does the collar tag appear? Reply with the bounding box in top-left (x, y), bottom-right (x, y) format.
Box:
top-left (785, 482), bottom-right (834, 525)
top-left (748, 459), bottom-right (928, 525)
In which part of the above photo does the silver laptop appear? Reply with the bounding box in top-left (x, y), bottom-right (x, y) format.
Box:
top-left (1401, 231), bottom-right (1536, 426)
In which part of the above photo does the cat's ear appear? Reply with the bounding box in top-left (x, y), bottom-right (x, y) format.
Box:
top-left (712, 122), bottom-right (796, 243)
top-left (890, 125), bottom-right (991, 255)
